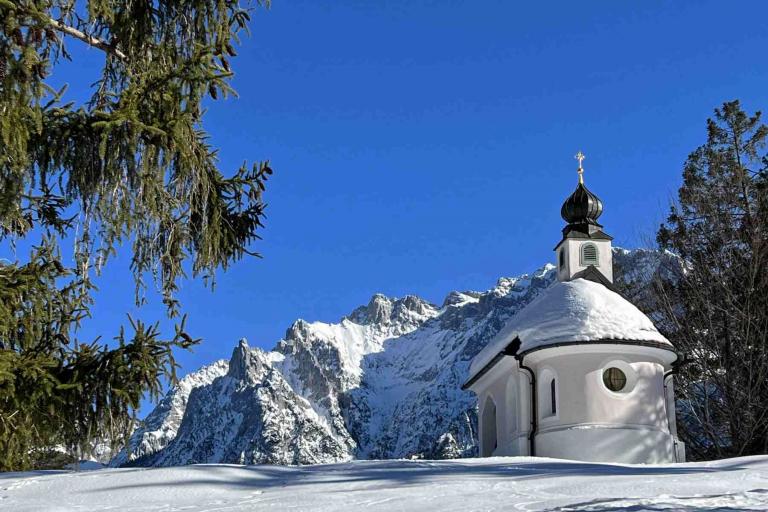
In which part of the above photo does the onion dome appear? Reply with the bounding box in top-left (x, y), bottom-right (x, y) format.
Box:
top-left (559, 151), bottom-right (607, 236)
top-left (560, 181), bottom-right (603, 226)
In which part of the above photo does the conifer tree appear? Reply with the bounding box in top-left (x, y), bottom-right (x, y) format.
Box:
top-left (656, 100), bottom-right (768, 459)
top-left (0, 1), bottom-right (272, 470)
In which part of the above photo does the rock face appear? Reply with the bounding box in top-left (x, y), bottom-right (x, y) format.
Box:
top-left (114, 248), bottom-right (672, 467)
top-left (111, 360), bottom-right (229, 467)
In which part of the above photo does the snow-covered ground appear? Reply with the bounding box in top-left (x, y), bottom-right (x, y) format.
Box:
top-left (3, 456), bottom-right (768, 511)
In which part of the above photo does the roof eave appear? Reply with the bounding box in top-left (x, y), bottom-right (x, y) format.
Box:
top-left (461, 337), bottom-right (520, 390)
top-left (463, 338), bottom-right (678, 391)
top-left (553, 229), bottom-right (614, 251)
top-left (517, 338), bottom-right (678, 359)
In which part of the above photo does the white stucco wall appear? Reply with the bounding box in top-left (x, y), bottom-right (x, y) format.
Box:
top-left (528, 347), bottom-right (677, 463)
top-left (473, 358), bottom-right (530, 457)
top-left (556, 238), bottom-right (613, 283)
top-left (470, 344), bottom-right (683, 463)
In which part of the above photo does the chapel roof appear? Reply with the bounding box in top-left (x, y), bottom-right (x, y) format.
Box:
top-left (465, 279), bottom-right (672, 387)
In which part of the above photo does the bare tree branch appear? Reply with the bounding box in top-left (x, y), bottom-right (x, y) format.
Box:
top-left (45, 18), bottom-right (126, 61)
top-left (5, 1), bottom-right (127, 61)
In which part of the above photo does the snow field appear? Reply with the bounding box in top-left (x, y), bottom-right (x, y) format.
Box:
top-left (3, 455), bottom-right (768, 511)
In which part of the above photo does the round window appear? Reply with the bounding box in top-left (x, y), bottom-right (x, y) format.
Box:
top-left (603, 367), bottom-right (627, 392)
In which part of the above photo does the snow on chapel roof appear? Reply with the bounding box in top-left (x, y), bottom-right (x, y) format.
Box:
top-left (467, 278), bottom-right (672, 382)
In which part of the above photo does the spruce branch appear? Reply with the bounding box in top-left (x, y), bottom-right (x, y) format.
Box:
top-left (0, 0), bottom-right (271, 471)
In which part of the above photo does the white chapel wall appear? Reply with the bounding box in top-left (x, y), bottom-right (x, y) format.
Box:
top-left (473, 358), bottom-right (528, 457)
top-left (528, 348), bottom-right (676, 463)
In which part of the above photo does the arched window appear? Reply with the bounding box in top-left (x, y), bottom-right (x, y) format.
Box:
top-left (481, 396), bottom-right (498, 457)
top-left (580, 243), bottom-right (599, 266)
top-left (539, 368), bottom-right (558, 419)
top-left (550, 378), bottom-right (557, 416)
top-left (558, 249), bottom-right (565, 270)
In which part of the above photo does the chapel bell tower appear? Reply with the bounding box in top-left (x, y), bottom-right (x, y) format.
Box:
top-left (555, 151), bottom-right (614, 283)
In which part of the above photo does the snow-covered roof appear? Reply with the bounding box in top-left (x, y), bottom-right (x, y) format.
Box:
top-left (468, 279), bottom-right (672, 381)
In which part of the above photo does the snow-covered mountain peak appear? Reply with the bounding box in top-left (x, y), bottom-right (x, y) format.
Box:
top-left (227, 338), bottom-right (270, 384)
top-left (492, 263), bottom-right (557, 299)
top-left (348, 293), bottom-right (438, 329)
top-left (536, 262), bottom-right (557, 276)
top-left (441, 291), bottom-right (481, 308)
top-left (349, 293), bottom-right (393, 325)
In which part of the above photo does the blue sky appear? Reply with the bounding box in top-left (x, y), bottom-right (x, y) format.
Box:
top-left (27, 0), bottom-right (768, 408)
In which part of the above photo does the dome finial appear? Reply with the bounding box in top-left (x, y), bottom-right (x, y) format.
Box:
top-left (575, 150), bottom-right (585, 184)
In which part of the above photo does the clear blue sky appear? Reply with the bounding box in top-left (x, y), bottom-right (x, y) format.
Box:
top-left (25, 0), bottom-right (768, 407)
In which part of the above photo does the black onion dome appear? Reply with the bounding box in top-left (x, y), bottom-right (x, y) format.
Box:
top-left (561, 182), bottom-right (603, 226)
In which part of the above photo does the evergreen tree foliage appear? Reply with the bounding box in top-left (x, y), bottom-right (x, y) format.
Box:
top-left (0, 1), bottom-right (272, 470)
top-left (656, 100), bottom-right (768, 459)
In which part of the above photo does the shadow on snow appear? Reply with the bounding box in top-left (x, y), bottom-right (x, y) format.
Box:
top-left (89, 457), bottom-right (759, 495)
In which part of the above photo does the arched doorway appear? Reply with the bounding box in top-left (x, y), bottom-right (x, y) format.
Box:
top-left (481, 395), bottom-right (497, 457)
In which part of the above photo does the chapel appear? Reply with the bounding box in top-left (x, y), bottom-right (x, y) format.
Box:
top-left (463, 152), bottom-right (685, 464)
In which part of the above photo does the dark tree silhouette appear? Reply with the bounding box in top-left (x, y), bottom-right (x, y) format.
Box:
top-left (656, 100), bottom-right (768, 459)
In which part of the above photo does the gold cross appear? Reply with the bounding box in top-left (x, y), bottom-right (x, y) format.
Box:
top-left (574, 150), bottom-right (585, 184)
